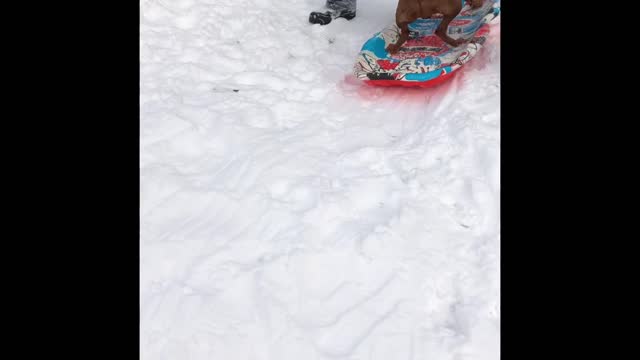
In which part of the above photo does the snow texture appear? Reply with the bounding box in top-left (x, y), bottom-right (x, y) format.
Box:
top-left (141, 1), bottom-right (500, 359)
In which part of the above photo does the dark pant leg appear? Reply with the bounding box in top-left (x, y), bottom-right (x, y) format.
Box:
top-left (326, 0), bottom-right (357, 12)
top-left (310, 0), bottom-right (357, 25)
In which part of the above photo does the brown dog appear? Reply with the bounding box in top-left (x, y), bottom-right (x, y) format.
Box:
top-left (386, 0), bottom-right (483, 54)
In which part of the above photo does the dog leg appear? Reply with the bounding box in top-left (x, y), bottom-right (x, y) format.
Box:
top-left (469, 0), bottom-right (483, 9)
top-left (386, 21), bottom-right (411, 54)
top-left (435, 13), bottom-right (465, 47)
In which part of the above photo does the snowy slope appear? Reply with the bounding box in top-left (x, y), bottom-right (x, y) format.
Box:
top-left (140, 0), bottom-right (500, 359)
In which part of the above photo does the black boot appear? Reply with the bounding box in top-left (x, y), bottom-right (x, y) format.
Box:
top-left (309, 0), bottom-right (356, 25)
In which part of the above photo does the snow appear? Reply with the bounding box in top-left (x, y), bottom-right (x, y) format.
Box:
top-left (140, 0), bottom-right (500, 359)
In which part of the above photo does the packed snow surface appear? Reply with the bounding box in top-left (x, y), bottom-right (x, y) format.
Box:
top-left (141, 1), bottom-right (500, 359)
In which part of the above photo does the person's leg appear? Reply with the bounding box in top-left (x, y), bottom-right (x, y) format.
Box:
top-left (326, 0), bottom-right (357, 11)
top-left (309, 0), bottom-right (357, 25)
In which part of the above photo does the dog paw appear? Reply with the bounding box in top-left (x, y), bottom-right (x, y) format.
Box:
top-left (386, 44), bottom-right (400, 54)
top-left (449, 38), bottom-right (468, 47)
